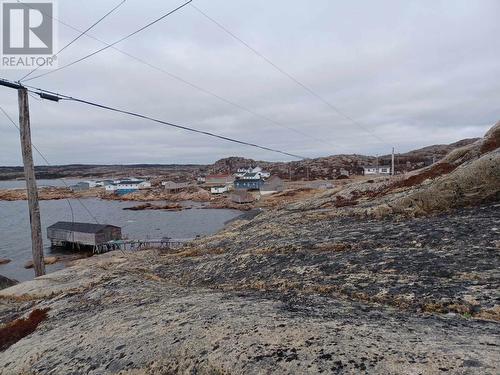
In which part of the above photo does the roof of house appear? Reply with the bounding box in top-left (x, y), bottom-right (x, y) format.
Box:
top-left (108, 180), bottom-right (146, 186)
top-left (163, 181), bottom-right (190, 188)
top-left (206, 174), bottom-right (232, 178)
top-left (242, 172), bottom-right (259, 178)
top-left (205, 175), bottom-right (235, 186)
top-left (47, 221), bottom-right (120, 233)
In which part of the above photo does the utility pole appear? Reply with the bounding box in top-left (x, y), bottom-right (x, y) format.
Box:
top-left (1, 78), bottom-right (57, 276)
top-left (18, 87), bottom-right (45, 277)
top-left (391, 147), bottom-right (395, 176)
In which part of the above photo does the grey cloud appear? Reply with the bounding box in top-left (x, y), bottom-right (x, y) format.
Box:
top-left (1, 0), bottom-right (499, 165)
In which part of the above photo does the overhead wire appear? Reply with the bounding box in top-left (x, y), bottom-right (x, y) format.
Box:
top-left (11, 80), bottom-right (308, 159)
top-left (0, 104), bottom-right (100, 224)
top-left (18, 0), bottom-right (128, 82)
top-left (191, 3), bottom-right (391, 147)
top-left (15, 1), bottom-right (346, 153)
top-left (22, 0), bottom-right (193, 82)
top-left (65, 96), bottom-right (308, 160)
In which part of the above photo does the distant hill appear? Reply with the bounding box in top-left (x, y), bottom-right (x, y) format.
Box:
top-left (0, 164), bottom-right (204, 181)
top-left (0, 138), bottom-right (480, 181)
top-left (209, 138), bottom-right (480, 180)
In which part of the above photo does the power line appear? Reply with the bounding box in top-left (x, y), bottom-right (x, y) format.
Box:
top-left (23, 0), bottom-right (193, 82)
top-left (8, 80), bottom-right (307, 159)
top-left (17, 1), bottom-right (347, 153)
top-left (64, 96), bottom-right (307, 160)
top-left (191, 3), bottom-right (390, 146)
top-left (0, 105), bottom-right (99, 224)
top-left (18, 0), bottom-right (128, 82)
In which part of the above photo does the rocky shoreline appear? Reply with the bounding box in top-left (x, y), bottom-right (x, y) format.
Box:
top-left (0, 203), bottom-right (498, 374)
top-left (0, 123), bottom-right (498, 374)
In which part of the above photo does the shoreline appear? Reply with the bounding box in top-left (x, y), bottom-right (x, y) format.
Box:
top-left (0, 198), bottom-right (243, 283)
top-left (0, 124), bottom-right (498, 373)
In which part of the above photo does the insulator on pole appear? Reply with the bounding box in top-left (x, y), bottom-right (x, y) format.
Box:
top-left (39, 92), bottom-right (60, 102)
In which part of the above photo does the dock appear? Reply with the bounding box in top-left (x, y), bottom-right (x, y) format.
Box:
top-left (46, 221), bottom-right (192, 254)
top-left (93, 238), bottom-right (191, 254)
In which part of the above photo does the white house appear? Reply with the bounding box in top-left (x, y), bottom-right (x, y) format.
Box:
top-left (205, 174), bottom-right (234, 194)
top-left (211, 185), bottom-right (229, 194)
top-left (105, 180), bottom-right (152, 192)
top-left (235, 167), bottom-right (270, 179)
top-left (363, 166), bottom-right (391, 175)
top-left (111, 177), bottom-right (143, 184)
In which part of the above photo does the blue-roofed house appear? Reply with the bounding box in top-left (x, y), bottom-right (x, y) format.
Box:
top-left (234, 173), bottom-right (265, 190)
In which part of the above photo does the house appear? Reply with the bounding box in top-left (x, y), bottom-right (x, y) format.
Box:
top-left (205, 174), bottom-right (234, 186)
top-left (87, 180), bottom-right (114, 188)
top-left (230, 190), bottom-right (255, 204)
top-left (239, 172), bottom-right (259, 180)
top-left (70, 182), bottom-right (90, 192)
top-left (205, 174), bottom-right (234, 194)
top-left (363, 166), bottom-right (391, 175)
top-left (47, 221), bottom-right (121, 248)
top-left (234, 167), bottom-right (259, 178)
top-left (89, 180), bottom-right (113, 188)
top-left (260, 176), bottom-right (284, 195)
top-left (235, 167), bottom-right (270, 179)
top-left (162, 181), bottom-right (190, 192)
top-left (211, 185), bottom-right (229, 194)
top-left (105, 179), bottom-right (152, 195)
top-left (234, 177), bottom-right (264, 191)
top-left (112, 177), bottom-right (142, 184)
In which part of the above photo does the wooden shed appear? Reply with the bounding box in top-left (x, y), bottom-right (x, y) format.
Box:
top-left (260, 176), bottom-right (284, 195)
top-left (47, 221), bottom-right (122, 248)
top-left (230, 190), bottom-right (255, 204)
top-left (162, 181), bottom-right (191, 192)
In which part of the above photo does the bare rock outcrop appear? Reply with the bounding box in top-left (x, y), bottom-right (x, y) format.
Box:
top-left (0, 123), bottom-right (498, 374)
top-left (285, 122), bottom-right (499, 218)
top-left (367, 122), bottom-right (499, 217)
top-left (0, 275), bottom-right (17, 290)
top-left (0, 248), bottom-right (498, 374)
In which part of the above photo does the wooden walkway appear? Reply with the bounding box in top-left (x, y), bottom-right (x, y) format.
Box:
top-left (93, 238), bottom-right (191, 254)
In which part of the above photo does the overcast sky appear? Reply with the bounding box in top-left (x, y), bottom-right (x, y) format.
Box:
top-left (1, 0), bottom-right (499, 165)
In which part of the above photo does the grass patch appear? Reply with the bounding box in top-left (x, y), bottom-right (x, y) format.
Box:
top-left (392, 162), bottom-right (457, 189)
top-left (0, 308), bottom-right (50, 351)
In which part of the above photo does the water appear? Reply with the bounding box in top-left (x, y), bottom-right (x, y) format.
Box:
top-left (0, 179), bottom-right (84, 190)
top-left (0, 198), bottom-right (241, 282)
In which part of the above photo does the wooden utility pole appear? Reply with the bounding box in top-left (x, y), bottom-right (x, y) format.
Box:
top-left (18, 87), bottom-right (45, 277)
